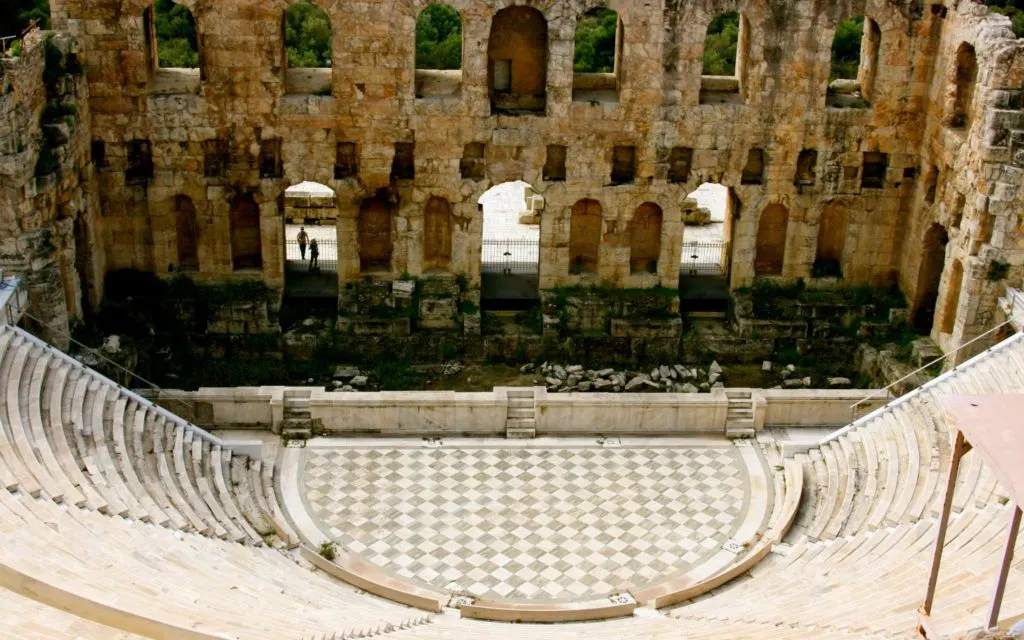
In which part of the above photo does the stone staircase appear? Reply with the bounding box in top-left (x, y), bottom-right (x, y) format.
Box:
top-left (724, 389), bottom-right (755, 439)
top-left (505, 389), bottom-right (536, 439)
top-left (281, 388), bottom-right (314, 439)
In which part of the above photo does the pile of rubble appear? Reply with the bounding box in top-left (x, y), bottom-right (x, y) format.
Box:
top-left (331, 367), bottom-right (368, 391)
top-left (524, 361), bottom-right (726, 393)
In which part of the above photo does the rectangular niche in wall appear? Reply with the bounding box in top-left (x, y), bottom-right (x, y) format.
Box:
top-left (259, 138), bottom-right (283, 179)
top-left (391, 142), bottom-right (415, 180)
top-left (741, 148), bottom-right (765, 185)
top-left (794, 149), bottom-right (817, 185)
top-left (543, 144), bottom-right (567, 182)
top-left (125, 140), bottom-right (153, 185)
top-left (667, 146), bottom-right (693, 184)
top-left (203, 139), bottom-right (229, 178)
top-left (861, 152), bottom-right (888, 189)
top-left (91, 141), bottom-right (107, 168)
top-left (460, 142), bottom-right (486, 180)
top-left (611, 145), bottom-right (636, 185)
top-left (335, 141), bottom-right (357, 179)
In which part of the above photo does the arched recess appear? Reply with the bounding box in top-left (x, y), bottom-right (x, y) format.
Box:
top-left (282, 0), bottom-right (333, 95)
top-left (814, 202), bottom-right (847, 278)
top-left (628, 203), bottom-right (662, 275)
top-left (700, 11), bottom-right (749, 104)
top-left (173, 194), bottom-right (199, 271)
top-left (488, 6), bottom-right (548, 114)
top-left (948, 43), bottom-right (977, 129)
top-left (827, 16), bottom-right (880, 108)
top-left (940, 259), bottom-right (964, 334)
top-left (415, 4), bottom-right (463, 98)
top-left (423, 196), bottom-right (453, 272)
top-left (569, 199), bottom-right (601, 274)
top-left (358, 198), bottom-right (393, 273)
top-left (230, 193), bottom-right (262, 271)
top-left (147, 0), bottom-right (202, 92)
top-left (754, 204), bottom-right (788, 276)
top-left (572, 7), bottom-right (622, 103)
top-left (912, 223), bottom-right (949, 332)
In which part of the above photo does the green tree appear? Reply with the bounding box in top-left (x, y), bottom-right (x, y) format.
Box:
top-left (702, 12), bottom-right (739, 76)
top-left (285, 0), bottom-right (332, 68)
top-left (830, 16), bottom-right (864, 80)
top-left (415, 4), bottom-right (461, 70)
top-left (985, 0), bottom-right (1024, 37)
top-left (573, 8), bottom-right (617, 73)
top-left (155, 0), bottom-right (198, 68)
top-left (1, 0), bottom-right (49, 39)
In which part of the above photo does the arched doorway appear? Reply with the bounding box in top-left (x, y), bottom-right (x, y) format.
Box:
top-left (283, 181), bottom-right (339, 298)
top-left (940, 259), bottom-right (964, 334)
top-left (479, 180), bottom-right (540, 309)
top-left (569, 199), bottom-right (601, 275)
top-left (230, 193), bottom-right (262, 270)
top-left (173, 194), bottom-right (199, 271)
top-left (814, 201), bottom-right (847, 278)
top-left (628, 203), bottom-right (663, 275)
top-left (679, 183), bottom-right (736, 311)
top-left (488, 6), bottom-right (547, 114)
top-left (358, 197), bottom-right (393, 273)
top-left (754, 204), bottom-right (788, 276)
top-left (913, 223), bottom-right (949, 332)
top-left (423, 196), bottom-right (453, 272)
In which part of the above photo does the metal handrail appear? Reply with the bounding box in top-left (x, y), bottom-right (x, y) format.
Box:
top-left (850, 320), bottom-right (1016, 420)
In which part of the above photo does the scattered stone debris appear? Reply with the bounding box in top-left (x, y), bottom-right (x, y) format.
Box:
top-left (349, 375), bottom-right (368, 387)
top-left (333, 367), bottom-right (361, 381)
top-left (535, 362), bottom-right (727, 394)
top-left (441, 362), bottom-right (463, 376)
top-left (102, 335), bottom-right (121, 354)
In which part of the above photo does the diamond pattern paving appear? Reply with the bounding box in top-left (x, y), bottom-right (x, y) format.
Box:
top-left (300, 445), bottom-right (751, 601)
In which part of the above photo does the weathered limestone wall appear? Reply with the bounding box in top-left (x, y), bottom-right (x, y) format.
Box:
top-left (0, 31), bottom-right (104, 346)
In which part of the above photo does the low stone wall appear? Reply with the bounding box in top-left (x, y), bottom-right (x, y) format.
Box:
top-left (147, 386), bottom-right (888, 436)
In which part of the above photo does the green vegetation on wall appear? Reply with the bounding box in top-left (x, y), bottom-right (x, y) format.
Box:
top-left (986, 0), bottom-right (1024, 37)
top-left (702, 12), bottom-right (739, 76)
top-left (0, 0), bottom-right (48, 39)
top-left (574, 8), bottom-right (617, 73)
top-left (285, 0), bottom-right (332, 68)
top-left (415, 4), bottom-right (461, 70)
top-left (155, 0), bottom-right (198, 68)
top-left (830, 16), bottom-right (864, 80)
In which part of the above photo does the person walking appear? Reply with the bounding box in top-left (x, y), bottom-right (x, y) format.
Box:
top-left (296, 227), bottom-right (309, 261)
top-left (308, 238), bottom-right (319, 272)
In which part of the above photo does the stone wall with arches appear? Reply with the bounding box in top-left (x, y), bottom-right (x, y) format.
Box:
top-left (2, 0), bottom-right (1020, 344)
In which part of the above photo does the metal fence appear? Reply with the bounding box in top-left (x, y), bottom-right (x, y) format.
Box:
top-left (680, 241), bottom-right (729, 277)
top-left (286, 239), bottom-right (338, 273)
top-left (481, 238), bottom-right (539, 275)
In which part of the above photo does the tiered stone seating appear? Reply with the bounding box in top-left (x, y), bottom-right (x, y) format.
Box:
top-left (0, 588), bottom-right (148, 639)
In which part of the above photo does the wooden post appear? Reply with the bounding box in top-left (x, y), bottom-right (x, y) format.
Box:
top-left (923, 430), bottom-right (967, 617)
top-left (987, 505), bottom-right (1022, 629)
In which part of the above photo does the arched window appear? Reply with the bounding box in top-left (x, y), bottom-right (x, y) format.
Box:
top-left (147, 0), bottom-right (202, 92)
top-left (423, 196), bottom-right (452, 271)
top-left (173, 195), bottom-right (199, 271)
top-left (230, 194), bottom-right (262, 271)
top-left (572, 7), bottom-right (621, 103)
top-left (415, 4), bottom-right (462, 98)
top-left (358, 198), bottom-right (392, 273)
top-left (913, 223), bottom-right (949, 332)
top-left (940, 259), bottom-right (964, 333)
top-left (488, 6), bottom-right (548, 114)
top-left (569, 199), bottom-right (601, 274)
top-left (628, 203), bottom-right (662, 275)
top-left (828, 16), bottom-right (880, 108)
top-left (814, 202), bottom-right (847, 278)
top-left (948, 43), bottom-right (977, 129)
top-left (754, 204), bottom-right (788, 276)
top-left (700, 11), bottom-right (749, 104)
top-left (283, 0), bottom-right (333, 95)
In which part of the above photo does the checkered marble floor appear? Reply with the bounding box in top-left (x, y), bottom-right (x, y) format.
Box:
top-left (298, 442), bottom-right (760, 601)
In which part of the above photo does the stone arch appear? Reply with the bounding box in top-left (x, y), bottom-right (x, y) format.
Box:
top-left (827, 15), bottom-right (880, 104)
top-left (913, 223), bottom-right (949, 332)
top-left (940, 259), bottom-right (964, 334)
top-left (282, 0), bottom-right (333, 95)
top-left (358, 197), bottom-right (393, 273)
top-left (949, 42), bottom-right (977, 129)
top-left (572, 7), bottom-right (622, 101)
top-left (423, 196), bottom-right (453, 272)
top-left (754, 203), bottom-right (788, 276)
top-left (569, 198), bottom-right (602, 274)
top-left (416, 4), bottom-right (462, 70)
top-left (628, 202), bottom-right (662, 275)
top-left (173, 194), bottom-right (199, 271)
top-left (699, 11), bottom-right (750, 102)
top-left (150, 0), bottom-right (201, 72)
top-left (488, 6), bottom-right (548, 114)
top-left (814, 201), bottom-right (847, 278)
top-left (230, 193), bottom-right (262, 271)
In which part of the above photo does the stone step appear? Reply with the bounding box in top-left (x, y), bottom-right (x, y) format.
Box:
top-left (505, 418), bottom-right (536, 430)
top-left (505, 427), bottom-right (536, 439)
top-left (726, 426), bottom-right (756, 439)
top-left (506, 407), bottom-right (534, 419)
top-left (725, 389), bottom-right (752, 399)
top-left (508, 398), bottom-right (533, 408)
top-left (506, 389), bottom-right (534, 399)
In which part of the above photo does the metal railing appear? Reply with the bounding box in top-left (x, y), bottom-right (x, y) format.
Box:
top-left (849, 320), bottom-right (1017, 422)
top-left (286, 239), bottom-right (338, 273)
top-left (482, 238), bottom-right (539, 275)
top-left (680, 241), bottom-right (728, 277)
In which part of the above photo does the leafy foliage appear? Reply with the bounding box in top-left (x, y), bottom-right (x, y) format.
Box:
top-left (830, 16), bottom-right (864, 80)
top-left (285, 0), bottom-right (332, 68)
top-left (0, 0), bottom-right (49, 39)
top-left (985, 0), bottom-right (1024, 37)
top-left (155, 0), bottom-right (198, 68)
top-left (416, 4), bottom-right (461, 70)
top-left (702, 12), bottom-right (739, 76)
top-left (574, 8), bottom-right (617, 73)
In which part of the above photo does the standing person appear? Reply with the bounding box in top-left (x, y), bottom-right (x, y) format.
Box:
top-left (296, 227), bottom-right (309, 261)
top-left (309, 238), bottom-right (319, 272)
